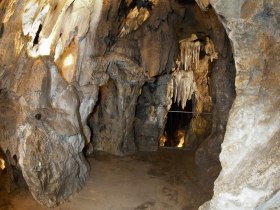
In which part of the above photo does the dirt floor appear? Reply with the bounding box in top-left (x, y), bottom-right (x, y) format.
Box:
top-left (0, 149), bottom-right (219, 210)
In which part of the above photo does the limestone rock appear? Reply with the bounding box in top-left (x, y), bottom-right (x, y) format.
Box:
top-left (0, 0), bottom-right (279, 209)
top-left (135, 74), bottom-right (173, 151)
top-left (199, 0), bottom-right (280, 209)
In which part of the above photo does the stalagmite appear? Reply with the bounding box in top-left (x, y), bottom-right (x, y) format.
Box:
top-left (2, 0), bottom-right (16, 23)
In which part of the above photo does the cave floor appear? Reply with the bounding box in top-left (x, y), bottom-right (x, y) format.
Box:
top-left (0, 149), bottom-right (218, 210)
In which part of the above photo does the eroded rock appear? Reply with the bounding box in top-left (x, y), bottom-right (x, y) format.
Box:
top-left (0, 0), bottom-right (279, 209)
top-left (199, 0), bottom-right (280, 209)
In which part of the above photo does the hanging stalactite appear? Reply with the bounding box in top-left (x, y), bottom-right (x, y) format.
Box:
top-left (172, 34), bottom-right (218, 111)
top-left (179, 34), bottom-right (201, 71)
top-left (172, 70), bottom-right (196, 109)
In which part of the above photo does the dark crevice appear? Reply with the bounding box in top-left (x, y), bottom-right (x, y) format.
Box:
top-left (0, 23), bottom-right (4, 39)
top-left (53, 4), bottom-right (58, 11)
top-left (163, 101), bottom-right (193, 147)
top-left (177, 0), bottom-right (196, 5)
top-left (33, 24), bottom-right (42, 46)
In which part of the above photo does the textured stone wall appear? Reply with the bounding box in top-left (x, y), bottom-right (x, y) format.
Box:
top-left (0, 0), bottom-right (279, 209)
top-left (135, 3), bottom-right (235, 156)
top-left (134, 74), bottom-right (173, 151)
top-left (199, 0), bottom-right (280, 209)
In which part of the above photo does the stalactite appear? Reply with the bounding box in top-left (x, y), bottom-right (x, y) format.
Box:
top-left (118, 0), bottom-right (160, 37)
top-left (179, 34), bottom-right (201, 71)
top-left (172, 34), bottom-right (217, 111)
top-left (172, 70), bottom-right (196, 109)
top-left (22, 0), bottom-right (99, 60)
top-left (119, 7), bottom-right (150, 37)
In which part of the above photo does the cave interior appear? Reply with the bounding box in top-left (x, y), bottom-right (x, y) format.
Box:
top-left (5, 0), bottom-right (278, 209)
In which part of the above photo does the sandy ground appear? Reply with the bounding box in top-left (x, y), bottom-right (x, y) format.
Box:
top-left (0, 149), bottom-right (218, 210)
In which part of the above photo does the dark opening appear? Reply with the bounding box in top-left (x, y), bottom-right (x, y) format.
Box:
top-left (161, 100), bottom-right (193, 148)
top-left (177, 0), bottom-right (196, 5)
top-left (33, 24), bottom-right (42, 46)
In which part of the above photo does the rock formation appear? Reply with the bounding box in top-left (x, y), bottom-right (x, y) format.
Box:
top-left (199, 0), bottom-right (280, 209)
top-left (0, 0), bottom-right (279, 209)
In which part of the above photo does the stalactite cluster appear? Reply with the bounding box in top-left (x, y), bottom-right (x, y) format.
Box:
top-left (179, 34), bottom-right (201, 71)
top-left (172, 70), bottom-right (196, 109)
top-left (172, 34), bottom-right (217, 111)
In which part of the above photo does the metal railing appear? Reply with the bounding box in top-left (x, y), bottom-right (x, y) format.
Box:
top-left (168, 111), bottom-right (212, 115)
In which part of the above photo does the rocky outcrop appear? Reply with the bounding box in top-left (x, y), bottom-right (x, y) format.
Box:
top-left (199, 0), bottom-right (280, 209)
top-left (90, 51), bottom-right (146, 155)
top-left (0, 0), bottom-right (94, 207)
top-left (134, 74), bottom-right (173, 151)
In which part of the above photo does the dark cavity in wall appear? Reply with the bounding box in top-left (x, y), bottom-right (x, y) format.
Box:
top-left (177, 0), bottom-right (196, 5)
top-left (0, 148), bottom-right (27, 194)
top-left (33, 24), bottom-right (42, 46)
top-left (0, 23), bottom-right (4, 39)
top-left (85, 90), bottom-right (102, 157)
top-left (161, 100), bottom-right (193, 148)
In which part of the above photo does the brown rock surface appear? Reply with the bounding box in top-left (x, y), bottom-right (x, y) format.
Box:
top-left (0, 0), bottom-right (279, 209)
top-left (199, 0), bottom-right (280, 209)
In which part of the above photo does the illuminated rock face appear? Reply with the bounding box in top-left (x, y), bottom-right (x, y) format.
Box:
top-left (0, 0), bottom-right (102, 207)
top-left (0, 0), bottom-right (279, 209)
top-left (199, 0), bottom-right (280, 209)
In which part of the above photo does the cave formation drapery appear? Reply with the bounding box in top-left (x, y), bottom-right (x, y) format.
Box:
top-left (0, 0), bottom-right (280, 209)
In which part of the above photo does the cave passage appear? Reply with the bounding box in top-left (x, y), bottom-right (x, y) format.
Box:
top-left (0, 0), bottom-right (239, 209)
top-left (160, 100), bottom-right (193, 148)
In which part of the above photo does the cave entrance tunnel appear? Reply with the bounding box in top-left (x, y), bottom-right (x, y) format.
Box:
top-left (0, 1), bottom-right (236, 209)
top-left (85, 1), bottom-right (235, 209)
top-left (160, 100), bottom-right (193, 148)
top-left (84, 4), bottom-right (235, 210)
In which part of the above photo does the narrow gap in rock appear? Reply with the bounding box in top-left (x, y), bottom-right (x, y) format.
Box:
top-left (0, 23), bottom-right (4, 39)
top-left (177, 0), bottom-right (196, 5)
top-left (85, 90), bottom-right (102, 157)
top-left (33, 24), bottom-right (42, 46)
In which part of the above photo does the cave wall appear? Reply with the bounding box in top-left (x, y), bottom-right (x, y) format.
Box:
top-left (0, 0), bottom-right (279, 209)
top-left (199, 0), bottom-right (280, 209)
top-left (134, 3), bottom-right (235, 155)
top-left (0, 0), bottom-right (100, 207)
top-left (134, 74), bottom-right (173, 151)
top-left (90, 0), bottom-right (178, 155)
top-left (0, 0), bottom-right (178, 205)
